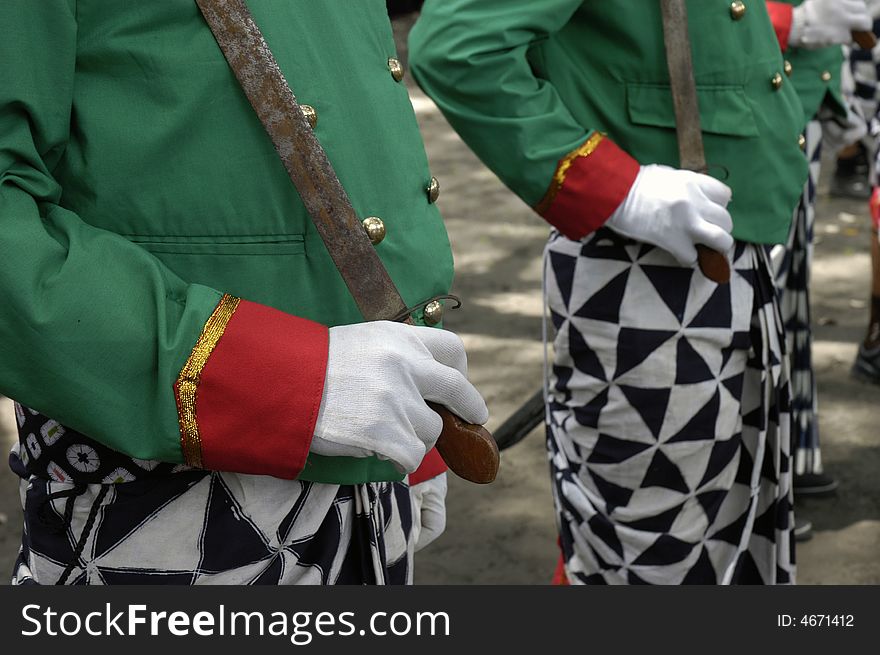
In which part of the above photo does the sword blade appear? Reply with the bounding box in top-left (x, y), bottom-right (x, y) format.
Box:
top-left (659, 0), bottom-right (730, 284)
top-left (659, 0), bottom-right (707, 173)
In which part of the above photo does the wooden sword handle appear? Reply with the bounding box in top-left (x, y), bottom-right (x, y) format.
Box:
top-left (428, 402), bottom-right (499, 484)
top-left (853, 30), bottom-right (878, 50)
top-left (399, 313), bottom-right (498, 483)
top-left (697, 245), bottom-right (731, 284)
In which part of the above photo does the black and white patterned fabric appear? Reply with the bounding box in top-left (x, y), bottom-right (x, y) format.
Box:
top-left (770, 120), bottom-right (824, 477)
top-left (9, 410), bottom-right (414, 585)
top-left (12, 403), bottom-right (182, 484)
top-left (545, 229), bottom-right (795, 585)
top-left (849, 20), bottom-right (880, 136)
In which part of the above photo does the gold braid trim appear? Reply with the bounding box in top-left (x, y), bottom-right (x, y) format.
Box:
top-left (176, 294), bottom-right (241, 468)
top-left (534, 133), bottom-right (605, 215)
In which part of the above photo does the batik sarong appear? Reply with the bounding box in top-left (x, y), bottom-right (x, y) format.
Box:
top-left (10, 406), bottom-right (413, 585)
top-left (770, 120), bottom-right (824, 476)
top-left (545, 230), bottom-right (795, 585)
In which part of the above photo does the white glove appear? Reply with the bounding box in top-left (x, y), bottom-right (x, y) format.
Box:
top-left (310, 321), bottom-right (488, 474)
top-left (604, 164), bottom-right (734, 267)
top-left (790, 0), bottom-right (872, 49)
top-left (822, 99), bottom-right (868, 155)
top-left (410, 473), bottom-right (447, 552)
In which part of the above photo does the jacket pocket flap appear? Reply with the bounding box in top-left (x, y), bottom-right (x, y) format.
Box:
top-left (627, 83), bottom-right (759, 138)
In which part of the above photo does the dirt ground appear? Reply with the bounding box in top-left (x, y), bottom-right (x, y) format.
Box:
top-left (0, 14), bottom-right (877, 585)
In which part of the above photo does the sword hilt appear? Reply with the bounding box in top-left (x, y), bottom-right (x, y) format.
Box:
top-left (696, 246), bottom-right (730, 284)
top-left (853, 30), bottom-right (877, 50)
top-left (400, 313), bottom-right (499, 484)
top-left (428, 402), bottom-right (499, 484)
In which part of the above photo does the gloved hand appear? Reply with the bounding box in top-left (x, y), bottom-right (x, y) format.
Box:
top-left (410, 473), bottom-right (447, 552)
top-left (310, 321), bottom-right (488, 474)
top-left (821, 99), bottom-right (868, 156)
top-left (604, 164), bottom-right (734, 267)
top-left (790, 0), bottom-right (872, 49)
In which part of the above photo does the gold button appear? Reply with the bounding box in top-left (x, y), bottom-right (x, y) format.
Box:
top-left (301, 104), bottom-right (318, 129)
top-left (730, 1), bottom-right (746, 20)
top-left (784, 60), bottom-right (793, 77)
top-left (362, 216), bottom-right (386, 245)
top-left (798, 134), bottom-right (806, 150)
top-left (427, 176), bottom-right (440, 203)
top-left (388, 57), bottom-right (405, 83)
top-left (821, 70), bottom-right (832, 82)
top-left (423, 300), bottom-right (443, 326)
top-left (771, 72), bottom-right (783, 90)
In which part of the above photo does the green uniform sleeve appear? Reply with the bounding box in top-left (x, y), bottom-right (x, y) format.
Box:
top-left (409, 0), bottom-right (592, 206)
top-left (0, 0), bottom-right (227, 463)
top-left (409, 0), bottom-right (641, 240)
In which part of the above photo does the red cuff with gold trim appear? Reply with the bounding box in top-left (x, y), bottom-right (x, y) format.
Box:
top-left (766, 2), bottom-right (794, 52)
top-left (174, 295), bottom-right (328, 479)
top-left (535, 134), bottom-right (640, 240)
top-left (409, 447), bottom-right (447, 486)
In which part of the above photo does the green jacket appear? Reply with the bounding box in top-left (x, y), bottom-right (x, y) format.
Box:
top-left (410, 0), bottom-right (808, 246)
top-left (769, 1), bottom-right (846, 121)
top-left (0, 0), bottom-right (451, 484)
